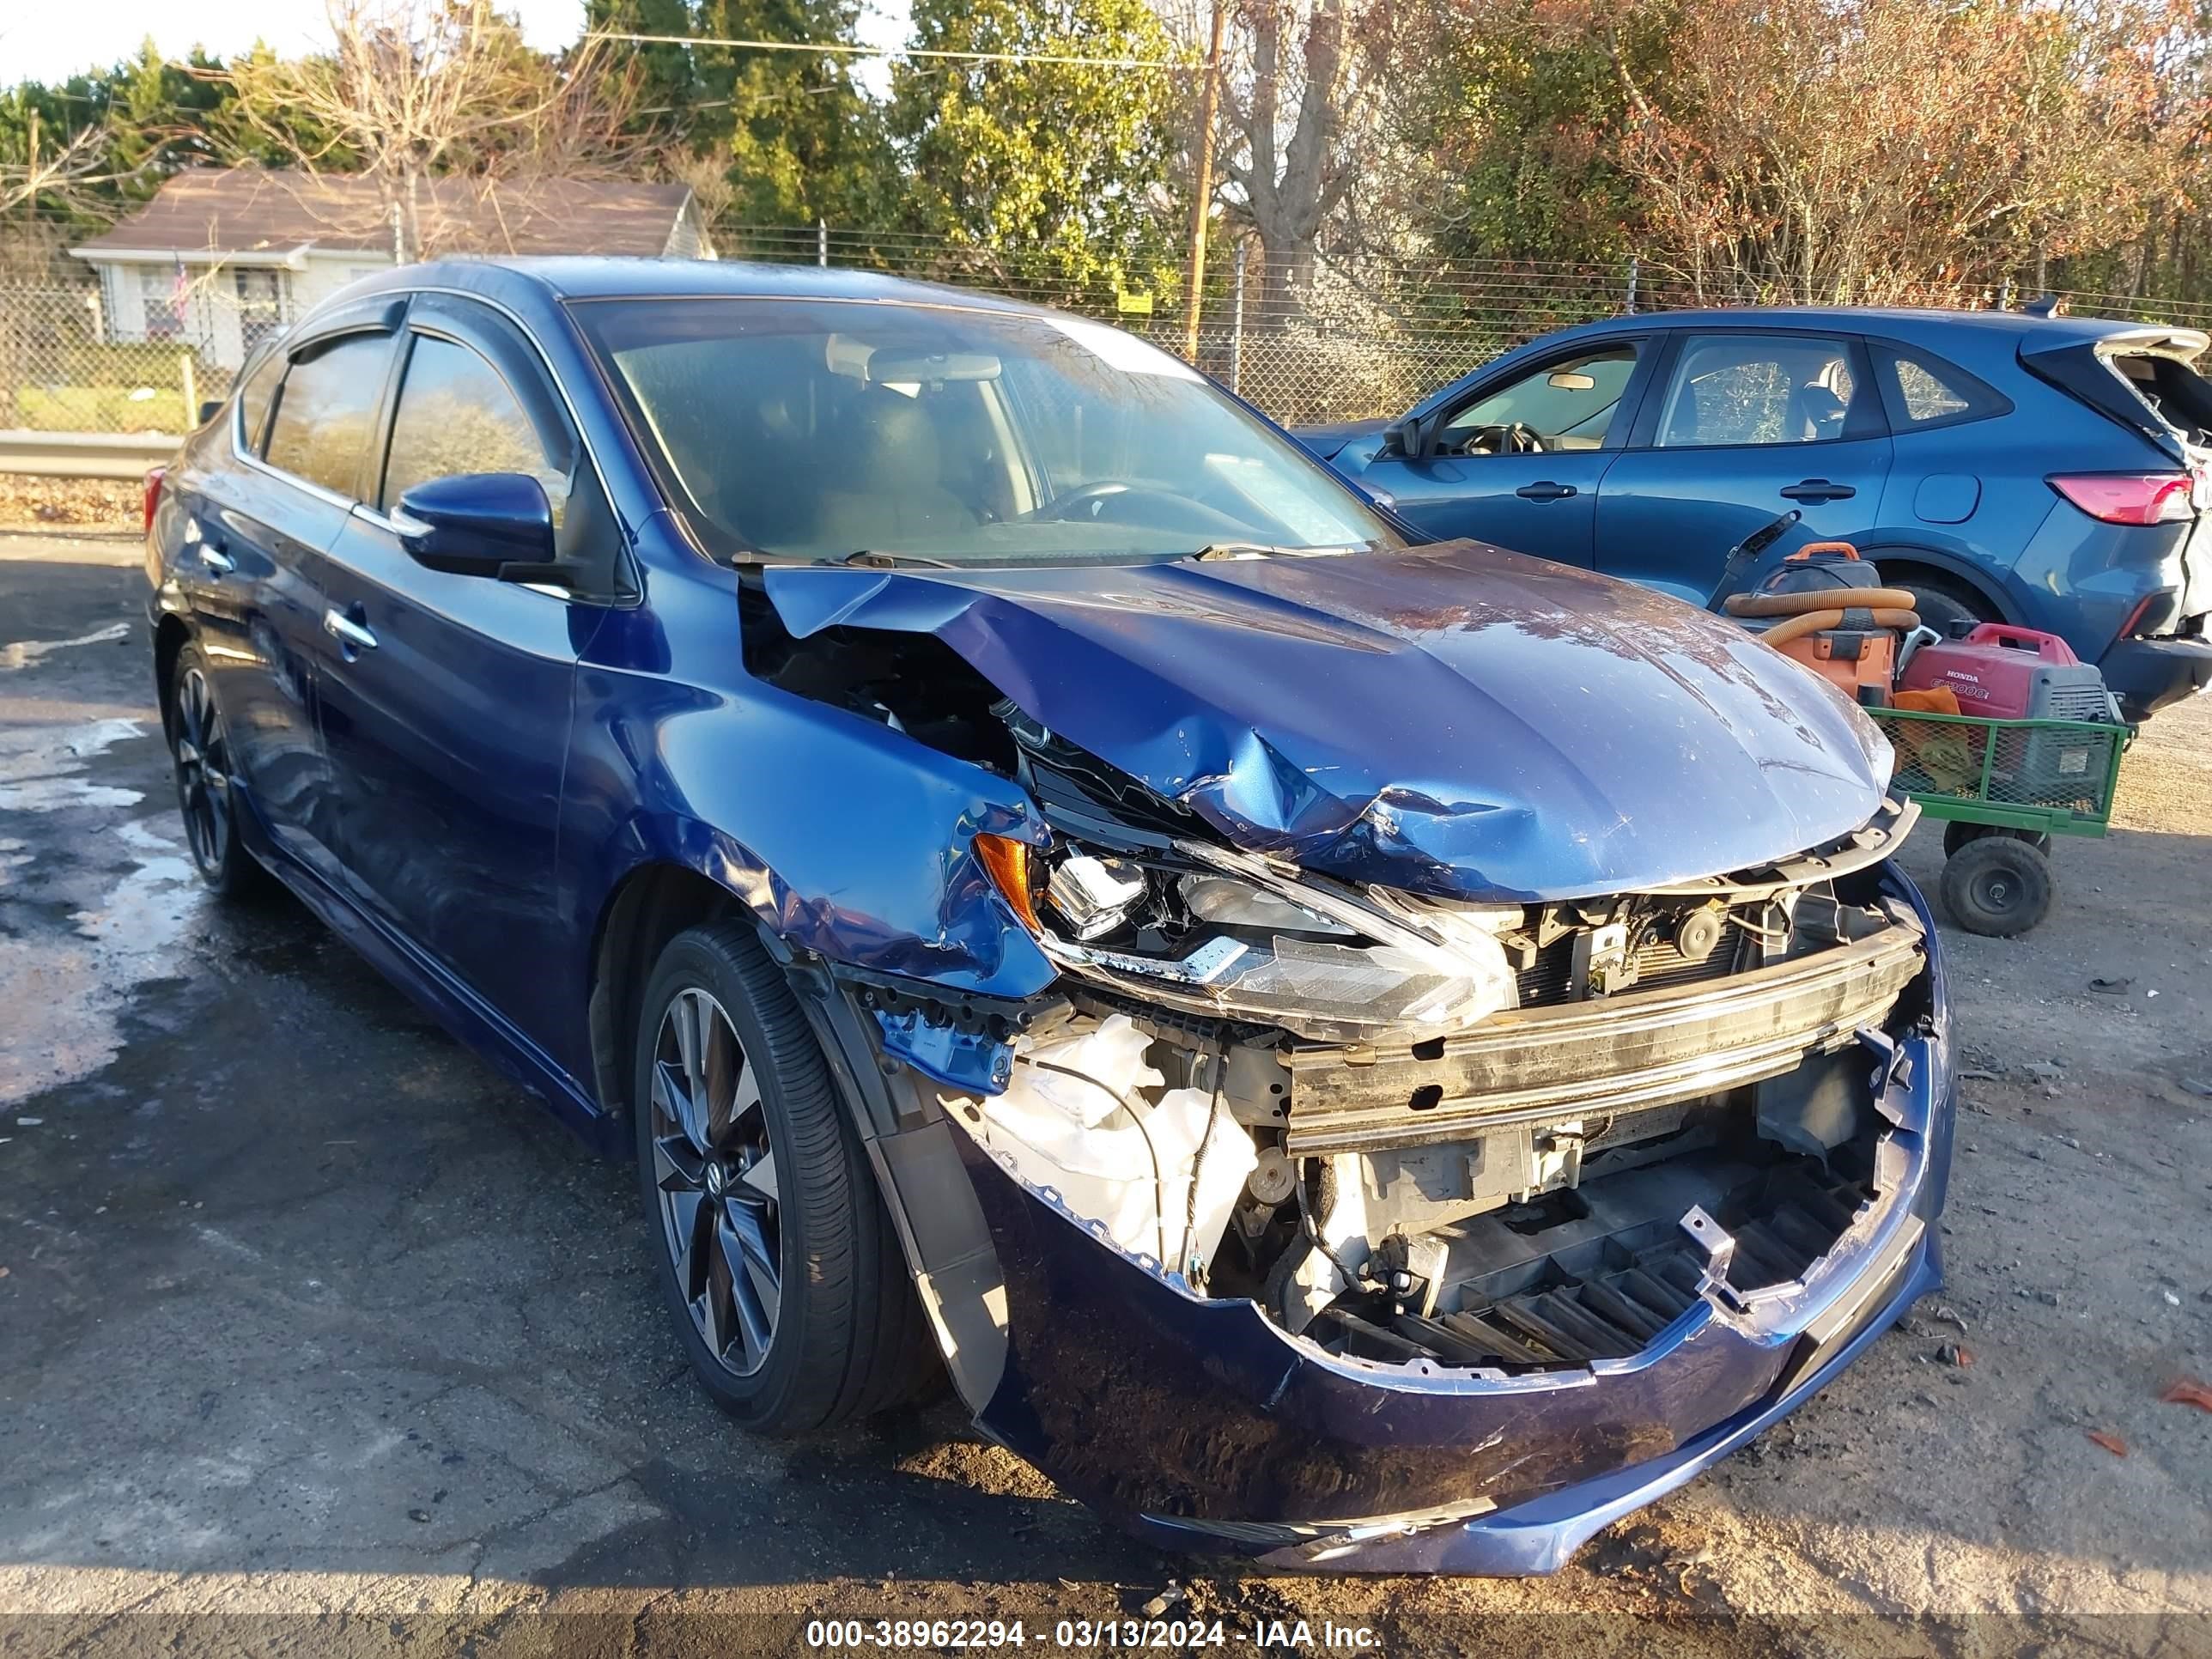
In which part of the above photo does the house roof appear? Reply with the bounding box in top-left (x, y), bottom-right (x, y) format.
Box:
top-left (73, 169), bottom-right (696, 260)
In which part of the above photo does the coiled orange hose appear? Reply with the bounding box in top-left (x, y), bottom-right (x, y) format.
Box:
top-left (1723, 586), bottom-right (1920, 618)
top-left (1757, 607), bottom-right (1920, 647)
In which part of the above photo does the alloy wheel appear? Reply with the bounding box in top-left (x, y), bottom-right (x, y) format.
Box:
top-left (649, 988), bottom-right (783, 1377)
top-left (173, 665), bottom-right (235, 877)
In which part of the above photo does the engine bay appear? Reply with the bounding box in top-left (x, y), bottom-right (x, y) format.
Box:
top-left (933, 841), bottom-right (1929, 1374)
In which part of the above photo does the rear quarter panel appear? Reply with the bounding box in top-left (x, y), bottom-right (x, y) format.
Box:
top-left (1868, 320), bottom-right (2182, 657)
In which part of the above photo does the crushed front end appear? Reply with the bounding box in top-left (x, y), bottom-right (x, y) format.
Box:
top-left (751, 547), bottom-right (1952, 1574)
top-left (841, 790), bottom-right (1948, 1574)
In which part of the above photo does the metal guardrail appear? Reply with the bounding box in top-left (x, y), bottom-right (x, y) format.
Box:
top-left (0, 429), bottom-right (179, 480)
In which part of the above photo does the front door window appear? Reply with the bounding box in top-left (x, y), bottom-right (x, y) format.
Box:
top-left (1439, 345), bottom-right (1641, 456)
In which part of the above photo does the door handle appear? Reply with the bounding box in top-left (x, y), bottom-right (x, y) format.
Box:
top-left (1780, 478), bottom-right (1856, 502)
top-left (322, 608), bottom-right (378, 652)
top-left (1515, 481), bottom-right (1579, 501)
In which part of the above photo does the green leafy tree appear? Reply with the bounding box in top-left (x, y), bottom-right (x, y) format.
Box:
top-left (887, 0), bottom-right (1183, 301)
top-left (593, 0), bottom-right (895, 228)
top-left (1404, 0), bottom-right (1668, 268)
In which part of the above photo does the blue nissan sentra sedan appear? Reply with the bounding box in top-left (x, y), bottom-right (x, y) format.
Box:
top-left (144, 258), bottom-right (1952, 1575)
top-left (1298, 307), bottom-right (2212, 720)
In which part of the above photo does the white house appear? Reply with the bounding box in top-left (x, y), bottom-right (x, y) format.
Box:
top-left (72, 168), bottom-right (715, 369)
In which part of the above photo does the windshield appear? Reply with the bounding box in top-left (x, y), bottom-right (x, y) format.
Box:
top-left (572, 297), bottom-right (1400, 566)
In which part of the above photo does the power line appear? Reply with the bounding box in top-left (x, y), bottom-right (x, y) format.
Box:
top-left (584, 29), bottom-right (1198, 73)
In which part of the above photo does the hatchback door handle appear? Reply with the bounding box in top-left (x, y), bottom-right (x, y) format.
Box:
top-left (1515, 481), bottom-right (1578, 501)
top-left (323, 609), bottom-right (378, 652)
top-left (1780, 478), bottom-right (1856, 502)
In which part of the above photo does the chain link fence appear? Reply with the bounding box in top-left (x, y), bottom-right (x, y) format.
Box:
top-left (8, 224), bottom-right (2212, 441)
top-left (0, 278), bottom-right (246, 438)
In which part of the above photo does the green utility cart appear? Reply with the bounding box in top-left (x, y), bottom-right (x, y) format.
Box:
top-left (1866, 706), bottom-right (2130, 938)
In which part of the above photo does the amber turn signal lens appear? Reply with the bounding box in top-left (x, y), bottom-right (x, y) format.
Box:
top-left (974, 833), bottom-right (1041, 934)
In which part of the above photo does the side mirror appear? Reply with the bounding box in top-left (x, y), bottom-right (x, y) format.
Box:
top-left (1380, 416), bottom-right (1431, 460)
top-left (394, 472), bottom-right (561, 581)
top-left (198, 399), bottom-right (223, 427)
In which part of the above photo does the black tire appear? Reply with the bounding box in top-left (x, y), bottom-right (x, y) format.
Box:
top-left (632, 921), bottom-right (936, 1435)
top-left (1940, 837), bottom-right (2054, 937)
top-left (1899, 582), bottom-right (1986, 641)
top-left (165, 641), bottom-right (270, 899)
top-left (1942, 821), bottom-right (2052, 859)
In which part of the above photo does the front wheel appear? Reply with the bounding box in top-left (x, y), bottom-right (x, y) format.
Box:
top-left (1941, 836), bottom-right (2054, 937)
top-left (633, 921), bottom-right (936, 1434)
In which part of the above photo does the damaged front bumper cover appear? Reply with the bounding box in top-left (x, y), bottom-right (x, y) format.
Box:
top-left (843, 868), bottom-right (1953, 1575)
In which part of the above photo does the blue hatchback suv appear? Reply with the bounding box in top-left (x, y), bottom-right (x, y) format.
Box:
top-left (1298, 307), bottom-right (2212, 719)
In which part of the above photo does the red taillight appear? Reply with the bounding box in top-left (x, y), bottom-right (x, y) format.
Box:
top-left (142, 466), bottom-right (166, 535)
top-left (2047, 472), bottom-right (2193, 526)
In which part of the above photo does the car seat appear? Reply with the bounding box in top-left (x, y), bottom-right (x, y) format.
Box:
top-left (1794, 382), bottom-right (1849, 441)
top-left (811, 387), bottom-right (981, 553)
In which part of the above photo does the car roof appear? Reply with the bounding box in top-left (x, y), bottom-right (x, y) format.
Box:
top-left (356, 255), bottom-right (1055, 320)
top-left (1566, 304), bottom-right (2157, 346)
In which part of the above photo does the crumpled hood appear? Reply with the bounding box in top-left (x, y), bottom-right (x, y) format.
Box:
top-left (762, 542), bottom-right (1893, 902)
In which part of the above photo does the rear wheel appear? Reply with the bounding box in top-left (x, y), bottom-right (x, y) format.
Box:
top-left (1898, 581), bottom-right (1987, 641)
top-left (632, 921), bottom-right (936, 1434)
top-left (1940, 836), bottom-right (2054, 937)
top-left (1942, 821), bottom-right (2051, 858)
top-left (166, 642), bottom-right (269, 899)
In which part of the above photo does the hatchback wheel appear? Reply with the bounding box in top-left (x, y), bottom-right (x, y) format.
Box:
top-left (1899, 583), bottom-right (1985, 642)
top-left (632, 922), bottom-right (938, 1433)
top-left (167, 643), bottom-right (268, 898)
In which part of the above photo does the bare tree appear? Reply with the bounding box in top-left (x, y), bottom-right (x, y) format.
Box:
top-left (222, 0), bottom-right (647, 261)
top-left (1613, 0), bottom-right (2179, 302)
top-left (0, 114), bottom-right (118, 217)
top-left (1203, 0), bottom-right (1402, 325)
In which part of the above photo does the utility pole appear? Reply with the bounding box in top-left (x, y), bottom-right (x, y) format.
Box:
top-left (1181, 3), bottom-right (1227, 362)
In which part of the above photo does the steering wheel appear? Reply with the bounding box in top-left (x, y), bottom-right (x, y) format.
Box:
top-left (1026, 482), bottom-right (1207, 523)
top-left (1455, 422), bottom-right (1547, 457)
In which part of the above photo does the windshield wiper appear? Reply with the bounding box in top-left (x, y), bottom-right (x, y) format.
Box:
top-left (839, 549), bottom-right (959, 569)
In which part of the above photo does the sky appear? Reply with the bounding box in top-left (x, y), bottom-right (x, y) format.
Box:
top-left (3, 0), bottom-right (912, 91)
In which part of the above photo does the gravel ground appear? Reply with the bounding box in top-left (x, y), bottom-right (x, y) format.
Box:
top-left (1, 534), bottom-right (2208, 1656)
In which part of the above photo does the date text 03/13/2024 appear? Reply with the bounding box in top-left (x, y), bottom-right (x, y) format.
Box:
top-left (802, 1620), bottom-right (1382, 1650)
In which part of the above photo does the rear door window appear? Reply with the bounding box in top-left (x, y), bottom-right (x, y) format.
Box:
top-left (1654, 334), bottom-right (1869, 447)
top-left (234, 350), bottom-right (285, 454)
top-left (263, 332), bottom-right (393, 498)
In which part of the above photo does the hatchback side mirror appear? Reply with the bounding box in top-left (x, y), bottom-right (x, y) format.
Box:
top-left (394, 472), bottom-right (562, 581)
top-left (1380, 416), bottom-right (1431, 460)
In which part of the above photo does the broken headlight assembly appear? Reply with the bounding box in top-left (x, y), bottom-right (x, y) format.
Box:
top-left (977, 835), bottom-right (1517, 1042)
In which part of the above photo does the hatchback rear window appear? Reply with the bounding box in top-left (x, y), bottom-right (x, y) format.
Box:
top-left (2111, 349), bottom-right (2212, 447)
